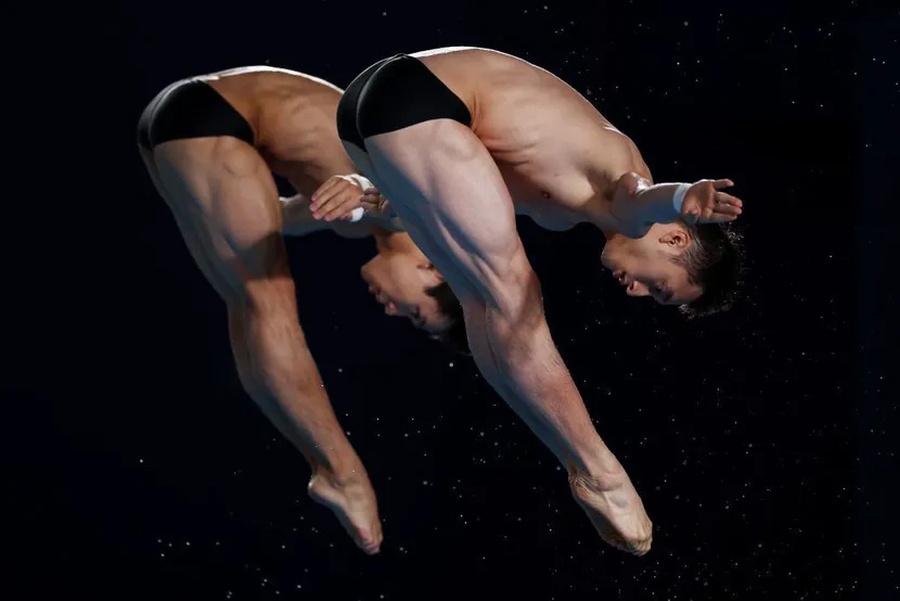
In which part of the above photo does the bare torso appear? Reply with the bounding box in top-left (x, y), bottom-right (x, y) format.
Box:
top-left (415, 48), bottom-right (652, 231)
top-left (201, 67), bottom-right (357, 197)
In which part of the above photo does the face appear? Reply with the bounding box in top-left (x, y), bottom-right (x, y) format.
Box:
top-left (600, 223), bottom-right (703, 305)
top-left (361, 252), bottom-right (450, 334)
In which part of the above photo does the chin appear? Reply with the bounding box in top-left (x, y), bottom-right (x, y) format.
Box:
top-left (360, 260), bottom-right (376, 285)
top-left (599, 247), bottom-right (616, 271)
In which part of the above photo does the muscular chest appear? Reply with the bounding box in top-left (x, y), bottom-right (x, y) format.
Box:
top-left (495, 159), bottom-right (594, 231)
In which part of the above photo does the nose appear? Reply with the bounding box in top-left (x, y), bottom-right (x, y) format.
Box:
top-left (626, 281), bottom-right (649, 297)
top-left (384, 301), bottom-right (399, 316)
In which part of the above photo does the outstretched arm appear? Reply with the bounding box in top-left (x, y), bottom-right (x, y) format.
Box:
top-left (280, 192), bottom-right (375, 238)
top-left (609, 173), bottom-right (743, 238)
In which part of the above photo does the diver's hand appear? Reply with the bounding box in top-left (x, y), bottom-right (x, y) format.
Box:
top-left (361, 188), bottom-right (395, 218)
top-left (610, 173), bottom-right (743, 238)
top-left (680, 179), bottom-right (743, 225)
top-left (310, 175), bottom-right (366, 222)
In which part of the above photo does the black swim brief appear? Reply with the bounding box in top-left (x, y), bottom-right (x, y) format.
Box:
top-left (336, 54), bottom-right (472, 149)
top-left (137, 78), bottom-right (255, 150)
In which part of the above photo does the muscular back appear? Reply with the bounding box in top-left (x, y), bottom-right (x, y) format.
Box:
top-left (202, 67), bottom-right (357, 196)
top-left (416, 48), bottom-right (651, 229)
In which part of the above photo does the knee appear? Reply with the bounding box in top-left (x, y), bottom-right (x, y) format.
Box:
top-left (484, 254), bottom-right (543, 325)
top-left (234, 277), bottom-right (298, 314)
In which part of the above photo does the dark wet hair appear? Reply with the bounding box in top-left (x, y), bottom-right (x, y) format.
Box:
top-left (424, 282), bottom-right (471, 355)
top-left (672, 223), bottom-right (745, 318)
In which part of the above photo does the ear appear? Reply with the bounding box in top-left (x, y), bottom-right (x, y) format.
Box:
top-left (659, 226), bottom-right (691, 250)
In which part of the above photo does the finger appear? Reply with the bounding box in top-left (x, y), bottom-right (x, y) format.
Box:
top-left (712, 178), bottom-right (734, 190)
top-left (361, 194), bottom-right (382, 211)
top-left (310, 186), bottom-right (346, 214)
top-left (318, 194), bottom-right (357, 222)
top-left (310, 177), bottom-right (343, 204)
top-left (312, 186), bottom-right (357, 218)
top-left (713, 203), bottom-right (742, 217)
top-left (365, 196), bottom-right (391, 214)
top-left (704, 213), bottom-right (739, 223)
top-left (716, 192), bottom-right (743, 207)
top-left (323, 202), bottom-right (358, 222)
top-left (310, 193), bottom-right (344, 219)
top-left (701, 208), bottom-right (739, 222)
top-left (324, 193), bottom-right (364, 222)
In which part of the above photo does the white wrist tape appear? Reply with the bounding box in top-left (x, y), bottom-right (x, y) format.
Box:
top-left (343, 174), bottom-right (374, 191)
top-left (342, 174), bottom-right (375, 222)
top-left (672, 183), bottom-right (691, 214)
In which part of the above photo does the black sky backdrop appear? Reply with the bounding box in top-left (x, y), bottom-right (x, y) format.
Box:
top-left (6, 1), bottom-right (897, 600)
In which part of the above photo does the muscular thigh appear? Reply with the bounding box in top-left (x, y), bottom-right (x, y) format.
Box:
top-left (342, 138), bottom-right (477, 299)
top-left (147, 137), bottom-right (293, 305)
top-left (363, 120), bottom-right (526, 306)
top-left (140, 145), bottom-right (225, 296)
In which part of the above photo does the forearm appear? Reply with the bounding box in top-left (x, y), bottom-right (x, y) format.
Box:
top-left (281, 194), bottom-right (374, 239)
top-left (280, 194), bottom-right (331, 236)
top-left (623, 174), bottom-right (691, 225)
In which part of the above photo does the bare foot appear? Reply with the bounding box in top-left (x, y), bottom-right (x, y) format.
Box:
top-left (308, 467), bottom-right (383, 555)
top-left (569, 461), bottom-right (653, 556)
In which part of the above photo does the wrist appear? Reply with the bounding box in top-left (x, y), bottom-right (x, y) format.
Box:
top-left (343, 173), bottom-right (373, 191)
top-left (623, 181), bottom-right (693, 233)
top-left (671, 183), bottom-right (691, 215)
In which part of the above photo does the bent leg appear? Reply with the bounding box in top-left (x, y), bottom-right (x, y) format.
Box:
top-left (362, 120), bottom-right (525, 307)
top-left (361, 120), bottom-right (653, 555)
top-left (141, 138), bottom-right (382, 554)
top-left (361, 120), bottom-right (559, 442)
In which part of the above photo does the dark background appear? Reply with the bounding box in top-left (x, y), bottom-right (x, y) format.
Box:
top-left (7, 1), bottom-right (897, 600)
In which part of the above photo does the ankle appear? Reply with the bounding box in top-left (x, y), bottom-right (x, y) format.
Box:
top-left (566, 446), bottom-right (625, 483)
top-left (313, 460), bottom-right (367, 487)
